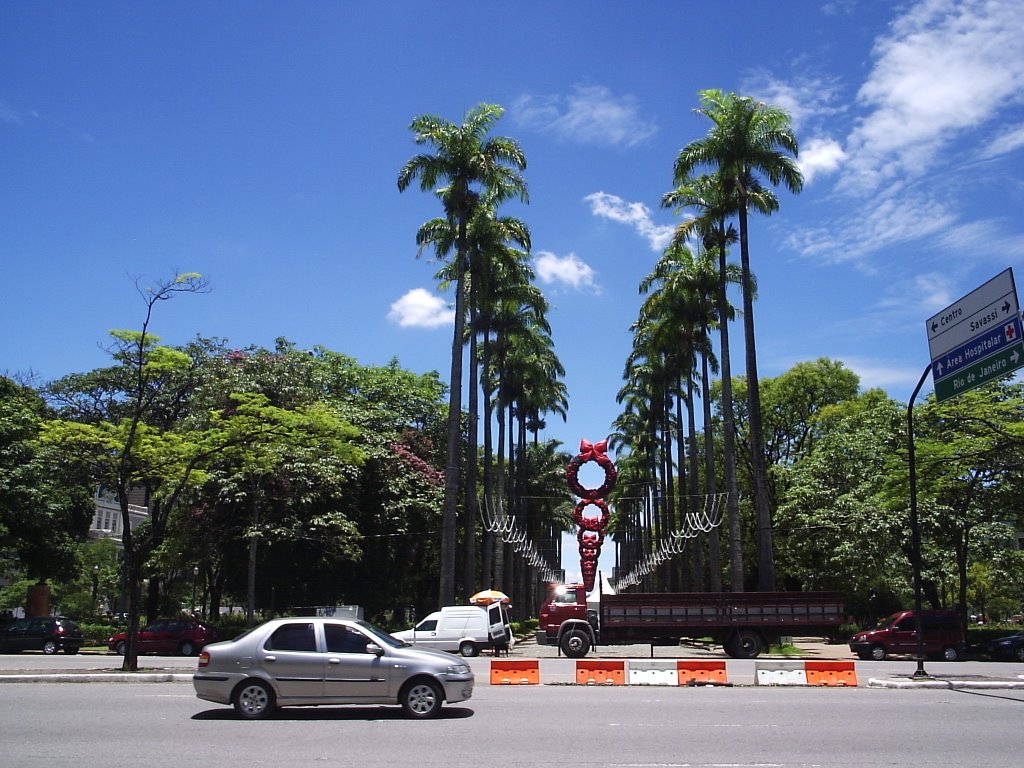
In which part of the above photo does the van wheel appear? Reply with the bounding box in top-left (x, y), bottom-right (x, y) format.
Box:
top-left (458, 641), bottom-right (479, 657)
top-left (560, 629), bottom-right (591, 658)
top-left (942, 645), bottom-right (961, 661)
top-left (870, 645), bottom-right (887, 661)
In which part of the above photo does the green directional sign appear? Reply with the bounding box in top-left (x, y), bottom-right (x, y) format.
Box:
top-left (933, 340), bottom-right (1024, 402)
top-left (927, 268), bottom-right (1024, 403)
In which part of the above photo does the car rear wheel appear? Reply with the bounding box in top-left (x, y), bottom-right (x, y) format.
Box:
top-left (400, 679), bottom-right (443, 719)
top-left (233, 680), bottom-right (275, 720)
top-left (179, 640), bottom-right (197, 656)
top-left (458, 641), bottom-right (478, 657)
top-left (870, 644), bottom-right (887, 661)
top-left (942, 645), bottom-right (960, 661)
top-left (42, 640), bottom-right (58, 655)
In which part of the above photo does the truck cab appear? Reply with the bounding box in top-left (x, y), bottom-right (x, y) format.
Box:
top-left (536, 583), bottom-right (597, 657)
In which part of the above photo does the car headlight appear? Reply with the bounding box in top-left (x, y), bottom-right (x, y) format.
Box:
top-left (447, 663), bottom-right (471, 675)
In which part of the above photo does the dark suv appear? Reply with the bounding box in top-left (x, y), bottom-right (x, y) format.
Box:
top-left (0, 616), bottom-right (84, 654)
top-left (108, 618), bottom-right (216, 656)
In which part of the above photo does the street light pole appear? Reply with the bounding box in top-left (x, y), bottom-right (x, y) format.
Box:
top-left (191, 566), bottom-right (199, 618)
top-left (91, 564), bottom-right (99, 617)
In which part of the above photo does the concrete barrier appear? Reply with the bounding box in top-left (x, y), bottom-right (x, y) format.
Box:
top-left (490, 658), bottom-right (540, 685)
top-left (627, 659), bottom-right (678, 686)
top-left (677, 660), bottom-right (729, 686)
top-left (576, 659), bottom-right (625, 685)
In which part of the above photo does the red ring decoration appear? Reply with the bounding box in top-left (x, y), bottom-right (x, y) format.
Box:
top-left (565, 439), bottom-right (617, 500)
top-left (573, 499), bottom-right (609, 532)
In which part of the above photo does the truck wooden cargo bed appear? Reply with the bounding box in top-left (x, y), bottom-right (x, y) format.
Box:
top-left (600, 591), bottom-right (844, 632)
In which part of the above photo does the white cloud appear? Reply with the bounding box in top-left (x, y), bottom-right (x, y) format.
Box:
top-left (785, 192), bottom-right (958, 265)
top-left (744, 71), bottom-right (846, 130)
top-left (843, 356), bottom-right (926, 391)
top-left (840, 0), bottom-right (1024, 196)
top-left (798, 136), bottom-right (846, 184)
top-left (534, 251), bottom-right (599, 292)
top-left (978, 124), bottom-right (1024, 161)
top-left (512, 85), bottom-right (657, 147)
top-left (387, 288), bottom-right (454, 328)
top-left (584, 192), bottom-right (675, 252)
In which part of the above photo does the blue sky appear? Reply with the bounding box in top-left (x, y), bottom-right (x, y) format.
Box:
top-left (3, 1), bottom-right (1024, 580)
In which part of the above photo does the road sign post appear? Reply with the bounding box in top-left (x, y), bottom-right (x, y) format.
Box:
top-left (907, 269), bottom-right (1024, 678)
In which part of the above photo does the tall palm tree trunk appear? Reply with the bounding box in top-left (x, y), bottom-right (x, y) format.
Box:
top-left (439, 238), bottom-right (468, 607)
top-left (717, 238), bottom-right (744, 591)
top-left (737, 203), bottom-right (775, 591)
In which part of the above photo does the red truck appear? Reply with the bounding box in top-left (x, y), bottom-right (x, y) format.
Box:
top-left (536, 583), bottom-right (844, 658)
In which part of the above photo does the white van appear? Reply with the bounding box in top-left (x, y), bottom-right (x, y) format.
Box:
top-left (392, 603), bottom-right (512, 657)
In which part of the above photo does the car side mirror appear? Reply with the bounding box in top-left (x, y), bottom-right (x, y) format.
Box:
top-left (366, 643), bottom-right (384, 656)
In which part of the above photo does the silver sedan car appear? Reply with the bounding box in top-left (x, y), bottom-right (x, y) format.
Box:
top-left (193, 617), bottom-right (474, 719)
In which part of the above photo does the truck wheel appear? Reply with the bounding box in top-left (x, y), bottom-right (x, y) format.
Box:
top-left (458, 641), bottom-right (479, 657)
top-left (725, 630), bottom-right (763, 659)
top-left (560, 629), bottom-right (591, 658)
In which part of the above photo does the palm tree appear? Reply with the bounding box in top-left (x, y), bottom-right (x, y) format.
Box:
top-left (671, 90), bottom-right (803, 591)
top-left (398, 104), bottom-right (527, 605)
top-left (663, 173), bottom-right (750, 591)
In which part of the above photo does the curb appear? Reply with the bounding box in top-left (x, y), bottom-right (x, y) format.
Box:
top-left (0, 673), bottom-right (193, 683)
top-left (867, 676), bottom-right (1024, 689)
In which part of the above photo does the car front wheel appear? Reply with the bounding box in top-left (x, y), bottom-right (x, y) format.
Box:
top-left (870, 645), bottom-right (887, 661)
top-left (233, 680), bottom-right (276, 720)
top-left (115, 641), bottom-right (127, 656)
top-left (400, 679), bottom-right (443, 719)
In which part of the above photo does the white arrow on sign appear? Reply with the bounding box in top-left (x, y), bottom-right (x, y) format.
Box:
top-left (927, 268), bottom-right (1019, 359)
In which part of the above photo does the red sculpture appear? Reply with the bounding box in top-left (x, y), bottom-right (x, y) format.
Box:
top-left (565, 439), bottom-right (617, 591)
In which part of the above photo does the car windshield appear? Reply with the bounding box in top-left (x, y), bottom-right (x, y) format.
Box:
top-left (355, 620), bottom-right (406, 648)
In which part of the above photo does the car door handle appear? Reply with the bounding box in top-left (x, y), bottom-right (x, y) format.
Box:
top-left (328, 658), bottom-right (341, 665)
top-left (265, 655), bottom-right (277, 662)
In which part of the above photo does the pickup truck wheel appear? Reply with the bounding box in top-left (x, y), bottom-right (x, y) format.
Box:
top-left (458, 641), bottom-right (479, 657)
top-left (725, 630), bottom-right (763, 659)
top-left (869, 644), bottom-right (887, 661)
top-left (560, 629), bottom-right (591, 658)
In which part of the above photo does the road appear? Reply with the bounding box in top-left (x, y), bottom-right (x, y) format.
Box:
top-left (2, 677), bottom-right (1023, 767)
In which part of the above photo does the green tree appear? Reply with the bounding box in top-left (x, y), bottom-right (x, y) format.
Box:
top-left (0, 376), bottom-right (93, 585)
top-left (398, 103), bottom-right (528, 606)
top-left (672, 90), bottom-right (803, 591)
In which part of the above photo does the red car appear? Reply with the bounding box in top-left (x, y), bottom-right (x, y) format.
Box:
top-left (108, 618), bottom-right (215, 656)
